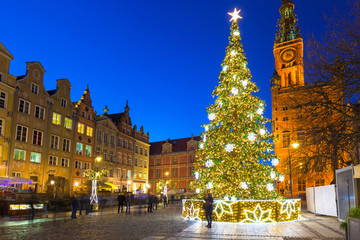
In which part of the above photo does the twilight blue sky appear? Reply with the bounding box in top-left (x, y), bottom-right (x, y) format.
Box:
top-left (1, 0), bottom-right (348, 142)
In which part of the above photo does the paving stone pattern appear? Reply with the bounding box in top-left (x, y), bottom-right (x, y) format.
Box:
top-left (0, 204), bottom-right (345, 240)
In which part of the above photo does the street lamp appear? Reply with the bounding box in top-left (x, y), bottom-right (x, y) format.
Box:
top-left (96, 156), bottom-right (102, 162)
top-left (50, 180), bottom-right (55, 185)
top-left (288, 142), bottom-right (299, 199)
top-left (74, 182), bottom-right (79, 193)
top-left (165, 172), bottom-right (169, 176)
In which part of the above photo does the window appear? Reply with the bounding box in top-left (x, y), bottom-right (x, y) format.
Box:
top-left (156, 169), bottom-right (160, 178)
top-left (123, 154), bottom-right (127, 164)
top-left (32, 130), bottom-right (43, 146)
top-left (298, 157), bottom-right (307, 174)
top-left (30, 152), bottom-right (41, 163)
top-left (283, 106), bottom-right (288, 111)
top-left (19, 99), bottom-right (30, 114)
top-left (190, 167), bottom-right (195, 176)
top-left (83, 162), bottom-right (91, 170)
top-left (117, 152), bottom-right (122, 163)
top-left (85, 145), bottom-right (92, 157)
top-left (12, 172), bottom-right (22, 177)
top-left (16, 125), bottom-right (28, 142)
top-left (118, 138), bottom-right (122, 147)
top-left (297, 132), bottom-right (305, 146)
top-left (0, 119), bottom-right (3, 136)
top-left (127, 170), bottom-right (131, 179)
top-left (52, 112), bottom-right (61, 125)
top-left (122, 169), bottom-right (126, 179)
top-left (61, 98), bottom-right (67, 107)
top-left (145, 149), bottom-right (148, 156)
top-left (86, 126), bottom-right (93, 137)
top-left (0, 91), bottom-right (6, 109)
top-left (109, 169), bottom-right (114, 177)
top-left (127, 130), bottom-right (130, 135)
top-left (140, 147), bottom-right (143, 155)
top-left (298, 179), bottom-right (306, 192)
top-left (172, 168), bottom-right (177, 177)
top-left (0, 74), bottom-right (2, 82)
top-left (283, 116), bottom-right (289, 121)
top-left (14, 149), bottom-right (26, 160)
top-left (143, 172), bottom-right (146, 180)
top-left (123, 128), bottom-right (126, 133)
top-left (128, 156), bottom-right (132, 166)
top-left (190, 155), bottom-right (194, 163)
top-left (283, 133), bottom-right (290, 148)
top-left (49, 156), bottom-right (58, 166)
top-left (109, 151), bottom-right (114, 162)
top-left (34, 106), bottom-right (45, 120)
top-left (87, 114), bottom-right (91, 120)
top-left (50, 135), bottom-right (60, 149)
top-left (76, 142), bottom-right (83, 155)
top-left (173, 157), bottom-right (177, 164)
top-left (315, 179), bottom-right (325, 187)
top-left (31, 83), bottom-right (39, 95)
top-left (110, 136), bottom-right (115, 145)
top-left (96, 147), bottom-right (101, 156)
top-left (104, 133), bottom-right (108, 143)
top-left (139, 159), bottom-right (143, 167)
top-left (61, 158), bottom-right (69, 167)
top-left (157, 159), bottom-right (161, 165)
top-left (135, 158), bottom-right (138, 166)
top-left (117, 169), bottom-right (121, 178)
top-left (97, 131), bottom-right (102, 141)
top-left (64, 118), bottom-right (72, 129)
top-left (144, 160), bottom-right (147, 168)
top-left (129, 142), bottom-right (132, 150)
top-left (77, 123), bottom-right (84, 134)
top-left (134, 171), bottom-right (137, 179)
top-left (124, 140), bottom-right (127, 148)
top-left (103, 149), bottom-right (107, 161)
top-left (63, 139), bottom-right (71, 152)
top-left (75, 160), bottom-right (82, 169)
top-left (82, 111), bottom-right (85, 118)
top-left (135, 146), bottom-right (138, 153)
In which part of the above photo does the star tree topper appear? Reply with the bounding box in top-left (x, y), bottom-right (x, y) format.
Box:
top-left (228, 8), bottom-right (242, 22)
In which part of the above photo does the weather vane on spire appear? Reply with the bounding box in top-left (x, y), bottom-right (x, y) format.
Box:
top-left (228, 8), bottom-right (242, 22)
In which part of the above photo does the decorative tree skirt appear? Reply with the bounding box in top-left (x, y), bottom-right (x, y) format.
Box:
top-left (182, 199), bottom-right (301, 223)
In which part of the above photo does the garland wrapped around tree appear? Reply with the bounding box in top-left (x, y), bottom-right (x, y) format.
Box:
top-left (190, 9), bottom-right (284, 200)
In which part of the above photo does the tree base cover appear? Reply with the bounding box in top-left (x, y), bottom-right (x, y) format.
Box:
top-left (182, 199), bottom-right (301, 223)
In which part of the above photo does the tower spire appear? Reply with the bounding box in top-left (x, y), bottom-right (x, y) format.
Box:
top-left (275, 0), bottom-right (301, 44)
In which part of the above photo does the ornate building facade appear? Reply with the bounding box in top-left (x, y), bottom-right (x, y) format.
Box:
top-left (149, 136), bottom-right (200, 194)
top-left (271, 0), bottom-right (336, 197)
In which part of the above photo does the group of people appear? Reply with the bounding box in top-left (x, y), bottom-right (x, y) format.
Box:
top-left (116, 192), bottom-right (132, 214)
top-left (70, 195), bottom-right (90, 219)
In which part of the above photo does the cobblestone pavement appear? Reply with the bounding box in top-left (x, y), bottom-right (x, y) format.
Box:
top-left (0, 204), bottom-right (345, 240)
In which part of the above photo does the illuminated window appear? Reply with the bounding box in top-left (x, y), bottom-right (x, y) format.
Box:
top-left (143, 172), bottom-right (146, 180)
top-left (86, 126), bottom-right (93, 137)
top-left (282, 132), bottom-right (290, 147)
top-left (139, 171), bottom-right (142, 179)
top-left (19, 99), bottom-right (30, 114)
top-left (76, 142), bottom-right (83, 155)
top-left (134, 171), bottom-right (137, 179)
top-left (64, 118), bottom-right (72, 129)
top-left (30, 152), bottom-right (41, 163)
top-left (85, 145), bottom-right (92, 157)
top-left (14, 149), bottom-right (26, 161)
top-left (52, 112), bottom-right (61, 125)
top-left (78, 123), bottom-right (84, 134)
top-left (127, 170), bottom-right (131, 179)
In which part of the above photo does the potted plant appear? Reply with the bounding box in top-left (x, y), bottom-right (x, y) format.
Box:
top-left (340, 206), bottom-right (360, 240)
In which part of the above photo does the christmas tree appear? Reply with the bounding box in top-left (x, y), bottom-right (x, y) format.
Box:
top-left (191, 9), bottom-right (284, 200)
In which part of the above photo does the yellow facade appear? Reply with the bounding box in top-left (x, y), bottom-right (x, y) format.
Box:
top-left (0, 42), bottom-right (16, 177)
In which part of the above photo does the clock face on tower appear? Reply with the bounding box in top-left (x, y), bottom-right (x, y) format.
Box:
top-left (280, 48), bottom-right (297, 64)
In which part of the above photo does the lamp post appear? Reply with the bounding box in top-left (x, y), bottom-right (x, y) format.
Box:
top-left (288, 142), bottom-right (299, 199)
top-left (74, 182), bottom-right (79, 193)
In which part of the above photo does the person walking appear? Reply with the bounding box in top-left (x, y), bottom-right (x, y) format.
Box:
top-left (125, 192), bottom-right (131, 214)
top-left (153, 195), bottom-right (158, 210)
top-left (163, 194), bottom-right (167, 208)
top-left (70, 195), bottom-right (78, 219)
top-left (203, 193), bottom-right (214, 228)
top-left (117, 193), bottom-right (125, 214)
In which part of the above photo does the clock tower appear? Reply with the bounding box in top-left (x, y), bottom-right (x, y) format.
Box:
top-left (271, 0), bottom-right (304, 88)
